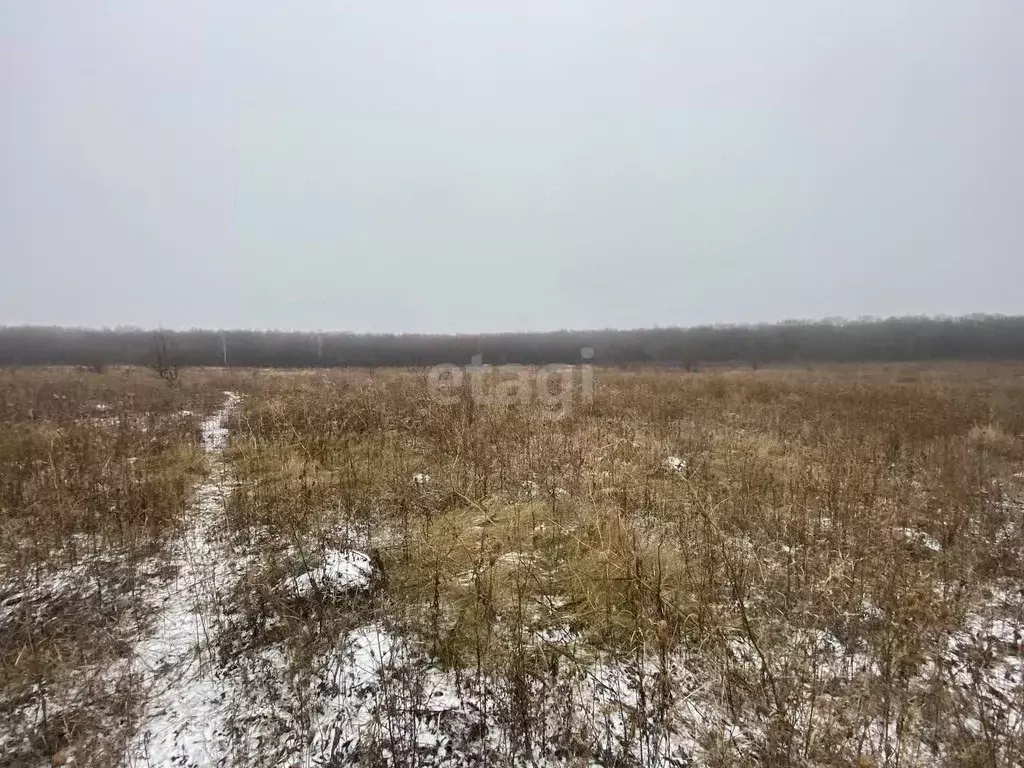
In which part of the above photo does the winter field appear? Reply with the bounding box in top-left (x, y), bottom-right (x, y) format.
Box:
top-left (1, 364), bottom-right (1023, 767)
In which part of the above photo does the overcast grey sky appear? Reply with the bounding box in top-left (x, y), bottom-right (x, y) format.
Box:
top-left (2, 1), bottom-right (1022, 333)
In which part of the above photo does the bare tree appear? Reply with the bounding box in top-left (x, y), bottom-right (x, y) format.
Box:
top-left (151, 330), bottom-right (180, 387)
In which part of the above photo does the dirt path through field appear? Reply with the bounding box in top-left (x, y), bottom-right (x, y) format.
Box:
top-left (124, 391), bottom-right (242, 768)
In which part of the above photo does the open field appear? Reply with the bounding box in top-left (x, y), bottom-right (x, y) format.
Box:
top-left (2, 363), bottom-right (1023, 767)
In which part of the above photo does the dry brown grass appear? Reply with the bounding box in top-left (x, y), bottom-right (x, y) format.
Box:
top-left (0, 367), bottom-right (237, 766)
top-left (3, 362), bottom-right (1024, 766)
top-left (216, 362), bottom-right (1024, 765)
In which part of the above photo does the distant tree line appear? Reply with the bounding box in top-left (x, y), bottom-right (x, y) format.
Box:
top-left (1, 315), bottom-right (1023, 369)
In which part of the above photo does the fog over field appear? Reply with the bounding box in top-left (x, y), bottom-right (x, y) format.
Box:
top-left (3, 4), bottom-right (1024, 768)
top-left (3, 0), bottom-right (1023, 333)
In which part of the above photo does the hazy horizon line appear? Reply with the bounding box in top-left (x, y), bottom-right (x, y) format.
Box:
top-left (1, 312), bottom-right (1018, 338)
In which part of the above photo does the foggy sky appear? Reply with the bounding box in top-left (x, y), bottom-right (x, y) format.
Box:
top-left (2, 1), bottom-right (1022, 333)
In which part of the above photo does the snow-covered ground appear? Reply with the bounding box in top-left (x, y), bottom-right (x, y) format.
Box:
top-left (125, 392), bottom-right (243, 767)
top-left (284, 549), bottom-right (374, 597)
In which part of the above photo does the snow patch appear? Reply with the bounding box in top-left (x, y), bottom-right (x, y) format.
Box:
top-left (664, 456), bottom-right (687, 473)
top-left (896, 527), bottom-right (942, 552)
top-left (124, 392), bottom-right (242, 767)
top-left (200, 391), bottom-right (240, 452)
top-left (286, 549), bottom-right (374, 596)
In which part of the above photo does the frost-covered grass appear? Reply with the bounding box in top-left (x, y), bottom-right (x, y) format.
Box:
top-left (2, 364), bottom-right (1024, 766)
